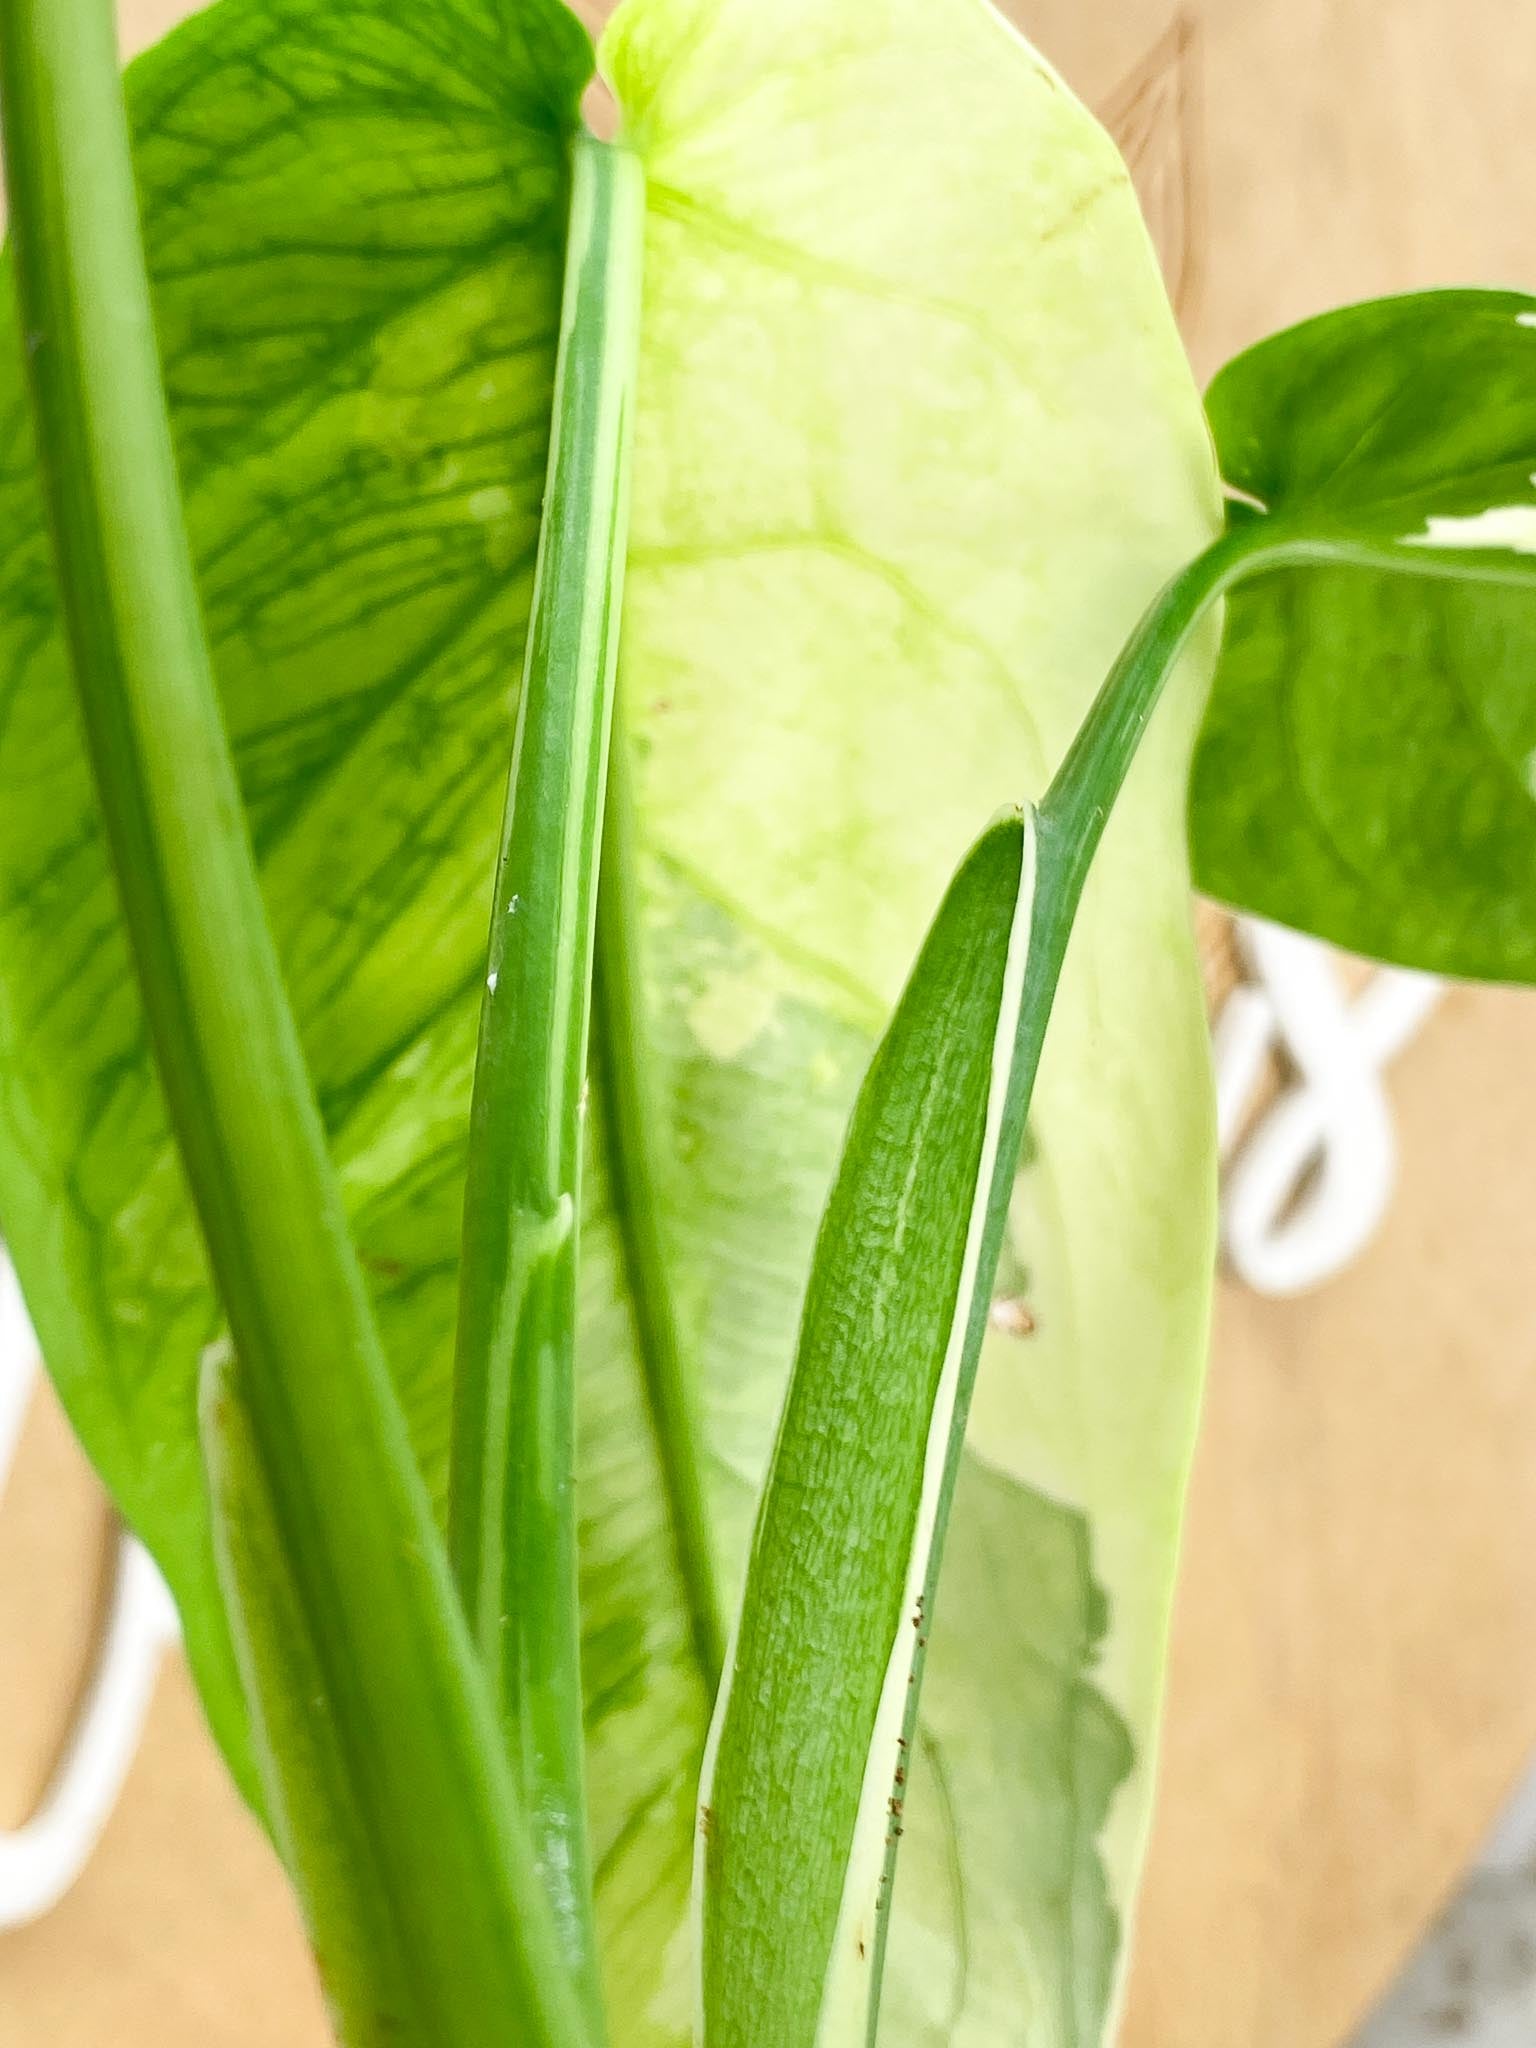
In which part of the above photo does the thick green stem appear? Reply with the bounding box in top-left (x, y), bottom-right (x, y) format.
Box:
top-left (0, 7), bottom-right (590, 2046)
top-left (592, 725), bottom-right (728, 1691)
top-left (449, 131), bottom-right (645, 2035)
top-left (1040, 525), bottom-right (1257, 906)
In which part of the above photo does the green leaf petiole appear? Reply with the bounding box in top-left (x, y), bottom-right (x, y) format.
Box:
top-left (449, 126), bottom-right (645, 2038)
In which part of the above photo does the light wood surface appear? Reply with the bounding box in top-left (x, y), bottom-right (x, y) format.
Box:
top-left (1123, 985), bottom-right (1536, 2048)
top-left (3, 2), bottom-right (1535, 2043)
top-left (0, 1402), bottom-right (321, 2046)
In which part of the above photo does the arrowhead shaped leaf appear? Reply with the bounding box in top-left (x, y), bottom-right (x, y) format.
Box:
top-left (0, 0), bottom-right (1220, 2039)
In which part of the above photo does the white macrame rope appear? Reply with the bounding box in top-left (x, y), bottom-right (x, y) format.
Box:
top-left (1215, 919), bottom-right (1444, 1298)
top-left (0, 1250), bottom-right (179, 1932)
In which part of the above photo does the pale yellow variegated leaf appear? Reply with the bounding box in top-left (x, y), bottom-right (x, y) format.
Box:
top-left (588, 0), bottom-right (1222, 2040)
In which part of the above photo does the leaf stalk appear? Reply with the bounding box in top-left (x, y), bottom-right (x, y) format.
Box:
top-left (449, 127), bottom-right (646, 2036)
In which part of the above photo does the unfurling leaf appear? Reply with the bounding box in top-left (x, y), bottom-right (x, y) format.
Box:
top-left (698, 814), bottom-right (1035, 2048)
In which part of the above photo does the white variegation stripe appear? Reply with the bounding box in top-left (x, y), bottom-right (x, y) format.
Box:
top-left (1402, 482), bottom-right (1536, 557)
top-left (692, 1532), bottom-right (740, 2044)
top-left (692, 812), bottom-right (1039, 2048)
top-left (814, 809), bottom-right (1038, 2048)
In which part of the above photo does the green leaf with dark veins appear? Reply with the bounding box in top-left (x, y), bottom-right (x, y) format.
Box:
top-left (1191, 289), bottom-right (1536, 980)
top-left (0, 0), bottom-right (592, 1794)
top-left (0, 0), bottom-right (597, 2039)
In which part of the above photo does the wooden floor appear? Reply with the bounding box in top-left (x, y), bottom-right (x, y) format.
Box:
top-left (2, 2), bottom-right (1535, 2043)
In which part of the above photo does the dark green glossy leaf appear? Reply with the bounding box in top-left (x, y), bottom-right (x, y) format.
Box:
top-left (1191, 289), bottom-right (1536, 978)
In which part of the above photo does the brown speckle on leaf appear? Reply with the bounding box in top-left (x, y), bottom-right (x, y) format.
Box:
top-left (989, 1296), bottom-right (1037, 1338)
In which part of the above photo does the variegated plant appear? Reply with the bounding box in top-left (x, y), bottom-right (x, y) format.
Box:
top-left (0, 0), bottom-right (1531, 2045)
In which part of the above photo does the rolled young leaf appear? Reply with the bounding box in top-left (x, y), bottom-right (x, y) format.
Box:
top-left (692, 506), bottom-right (1252, 2048)
top-left (697, 813), bottom-right (1035, 2048)
top-left (1190, 289), bottom-right (1536, 979)
top-left (448, 127), bottom-right (644, 2031)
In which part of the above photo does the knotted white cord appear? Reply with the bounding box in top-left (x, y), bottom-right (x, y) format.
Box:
top-left (1215, 919), bottom-right (1444, 1298)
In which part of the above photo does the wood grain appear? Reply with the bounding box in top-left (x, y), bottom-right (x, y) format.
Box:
top-left (2, 2), bottom-right (1533, 2043)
